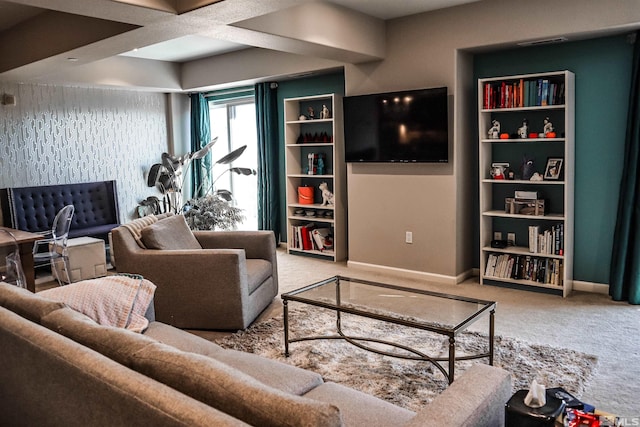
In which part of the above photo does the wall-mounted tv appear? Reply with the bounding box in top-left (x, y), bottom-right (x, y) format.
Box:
top-left (343, 87), bottom-right (449, 163)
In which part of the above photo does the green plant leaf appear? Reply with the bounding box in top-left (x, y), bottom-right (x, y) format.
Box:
top-left (216, 145), bottom-right (247, 165)
top-left (189, 137), bottom-right (218, 160)
top-left (215, 189), bottom-right (233, 201)
top-left (230, 167), bottom-right (256, 176)
top-left (147, 163), bottom-right (164, 187)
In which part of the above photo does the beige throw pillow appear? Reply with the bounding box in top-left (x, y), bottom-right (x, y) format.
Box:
top-left (140, 214), bottom-right (202, 250)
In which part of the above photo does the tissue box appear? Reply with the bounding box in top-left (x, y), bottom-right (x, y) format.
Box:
top-left (505, 390), bottom-right (565, 427)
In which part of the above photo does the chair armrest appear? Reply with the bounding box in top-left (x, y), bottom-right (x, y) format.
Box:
top-left (193, 231), bottom-right (276, 261)
top-left (403, 365), bottom-right (512, 427)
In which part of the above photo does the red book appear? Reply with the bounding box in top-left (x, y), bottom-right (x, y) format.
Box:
top-left (300, 225), bottom-right (313, 250)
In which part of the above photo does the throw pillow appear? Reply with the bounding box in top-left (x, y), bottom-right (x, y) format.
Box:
top-left (38, 274), bottom-right (156, 332)
top-left (140, 214), bottom-right (202, 250)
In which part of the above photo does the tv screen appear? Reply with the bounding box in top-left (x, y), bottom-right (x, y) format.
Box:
top-left (343, 87), bottom-right (449, 163)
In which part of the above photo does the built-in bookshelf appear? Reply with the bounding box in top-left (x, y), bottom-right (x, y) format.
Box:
top-left (284, 94), bottom-right (346, 261)
top-left (478, 71), bottom-right (574, 297)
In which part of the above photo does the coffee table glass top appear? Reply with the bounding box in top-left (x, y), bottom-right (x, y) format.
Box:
top-left (282, 276), bottom-right (496, 334)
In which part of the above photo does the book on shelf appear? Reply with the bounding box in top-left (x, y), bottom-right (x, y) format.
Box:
top-left (485, 253), bottom-right (563, 286)
top-left (528, 224), bottom-right (564, 255)
top-left (483, 77), bottom-right (565, 109)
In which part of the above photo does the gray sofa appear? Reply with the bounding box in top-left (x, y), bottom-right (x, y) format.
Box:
top-left (0, 281), bottom-right (512, 427)
top-left (110, 214), bottom-right (278, 330)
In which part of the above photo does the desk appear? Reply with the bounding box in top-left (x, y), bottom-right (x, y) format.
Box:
top-left (0, 227), bottom-right (42, 292)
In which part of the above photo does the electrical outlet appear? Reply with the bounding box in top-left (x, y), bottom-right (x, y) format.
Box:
top-left (507, 232), bottom-right (516, 244)
top-left (405, 231), bottom-right (413, 244)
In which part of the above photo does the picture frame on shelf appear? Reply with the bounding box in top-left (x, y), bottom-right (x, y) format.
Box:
top-left (544, 157), bottom-right (563, 180)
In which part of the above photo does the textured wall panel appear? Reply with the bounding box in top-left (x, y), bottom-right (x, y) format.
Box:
top-left (0, 83), bottom-right (167, 222)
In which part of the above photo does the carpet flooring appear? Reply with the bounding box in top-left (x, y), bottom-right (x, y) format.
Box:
top-left (217, 305), bottom-right (598, 412)
top-left (236, 248), bottom-right (639, 416)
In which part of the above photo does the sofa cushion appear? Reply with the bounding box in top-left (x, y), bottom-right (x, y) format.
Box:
top-left (38, 275), bottom-right (156, 332)
top-left (143, 322), bottom-right (322, 395)
top-left (304, 382), bottom-right (415, 427)
top-left (245, 259), bottom-right (273, 294)
top-left (0, 282), bottom-right (65, 323)
top-left (41, 306), bottom-right (157, 364)
top-left (144, 322), bottom-right (225, 358)
top-left (213, 349), bottom-right (324, 396)
top-left (141, 215), bottom-right (202, 250)
top-left (130, 342), bottom-right (343, 427)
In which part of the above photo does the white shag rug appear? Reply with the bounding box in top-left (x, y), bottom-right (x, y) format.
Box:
top-left (216, 305), bottom-right (598, 412)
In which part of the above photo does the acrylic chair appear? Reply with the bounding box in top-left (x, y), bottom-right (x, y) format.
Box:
top-left (32, 204), bottom-right (75, 286)
top-left (0, 229), bottom-right (27, 288)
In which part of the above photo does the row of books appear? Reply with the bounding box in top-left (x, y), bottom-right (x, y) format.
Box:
top-left (484, 253), bottom-right (563, 286)
top-left (529, 223), bottom-right (564, 255)
top-left (290, 223), bottom-right (333, 252)
top-left (482, 79), bottom-right (565, 109)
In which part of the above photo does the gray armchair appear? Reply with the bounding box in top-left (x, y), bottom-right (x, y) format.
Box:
top-left (110, 215), bottom-right (278, 330)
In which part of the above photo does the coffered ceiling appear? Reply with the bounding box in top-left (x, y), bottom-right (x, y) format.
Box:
top-left (0, 0), bottom-right (480, 84)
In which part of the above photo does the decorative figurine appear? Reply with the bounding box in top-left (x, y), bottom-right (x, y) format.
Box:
top-left (521, 155), bottom-right (535, 180)
top-left (308, 153), bottom-right (315, 175)
top-left (518, 119), bottom-right (529, 139)
top-left (299, 114), bottom-right (307, 121)
top-left (307, 106), bottom-right (315, 119)
top-left (543, 117), bottom-right (557, 137)
top-left (319, 182), bottom-right (334, 206)
top-left (317, 157), bottom-right (325, 175)
top-left (491, 165), bottom-right (505, 179)
top-left (320, 104), bottom-right (331, 119)
top-left (488, 120), bottom-right (500, 139)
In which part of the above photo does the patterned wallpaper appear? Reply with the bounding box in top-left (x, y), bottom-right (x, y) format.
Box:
top-left (0, 83), bottom-right (168, 222)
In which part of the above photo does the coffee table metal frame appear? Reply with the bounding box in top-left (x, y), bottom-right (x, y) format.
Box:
top-left (281, 275), bottom-right (496, 384)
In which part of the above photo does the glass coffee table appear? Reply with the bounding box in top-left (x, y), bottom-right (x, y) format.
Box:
top-left (281, 275), bottom-right (496, 383)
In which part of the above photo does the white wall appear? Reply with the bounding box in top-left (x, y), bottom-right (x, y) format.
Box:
top-left (0, 82), bottom-right (168, 222)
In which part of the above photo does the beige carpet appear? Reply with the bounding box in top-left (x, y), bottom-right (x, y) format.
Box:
top-left (243, 248), bottom-right (639, 416)
top-left (217, 304), bottom-right (598, 412)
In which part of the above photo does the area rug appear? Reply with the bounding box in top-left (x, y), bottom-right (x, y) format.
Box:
top-left (216, 305), bottom-right (598, 412)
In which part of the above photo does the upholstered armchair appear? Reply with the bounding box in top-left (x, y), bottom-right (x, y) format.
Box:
top-left (110, 214), bottom-right (278, 330)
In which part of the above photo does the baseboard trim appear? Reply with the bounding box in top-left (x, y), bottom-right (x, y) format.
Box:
top-left (572, 280), bottom-right (609, 294)
top-left (347, 261), bottom-right (471, 285)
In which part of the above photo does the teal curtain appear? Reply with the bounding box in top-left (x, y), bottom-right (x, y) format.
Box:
top-left (255, 82), bottom-right (281, 242)
top-left (609, 32), bottom-right (640, 304)
top-left (190, 93), bottom-right (211, 199)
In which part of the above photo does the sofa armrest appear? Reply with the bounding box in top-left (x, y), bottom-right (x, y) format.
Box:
top-left (404, 364), bottom-right (512, 427)
top-left (193, 231), bottom-right (276, 261)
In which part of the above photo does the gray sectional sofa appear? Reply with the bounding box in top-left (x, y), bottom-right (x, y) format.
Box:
top-left (0, 282), bottom-right (512, 426)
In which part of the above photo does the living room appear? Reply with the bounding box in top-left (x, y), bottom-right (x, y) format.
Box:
top-left (1, 0), bottom-right (639, 423)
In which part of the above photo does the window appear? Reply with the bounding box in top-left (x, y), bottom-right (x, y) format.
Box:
top-left (208, 94), bottom-right (258, 230)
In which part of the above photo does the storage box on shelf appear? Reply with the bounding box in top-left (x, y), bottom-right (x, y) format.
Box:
top-left (284, 94), bottom-right (345, 261)
top-left (478, 71), bottom-right (574, 296)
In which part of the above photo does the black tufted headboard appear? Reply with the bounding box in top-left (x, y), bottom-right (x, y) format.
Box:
top-left (0, 181), bottom-right (120, 242)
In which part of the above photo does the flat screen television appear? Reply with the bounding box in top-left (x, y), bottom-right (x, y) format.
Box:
top-left (343, 87), bottom-right (449, 163)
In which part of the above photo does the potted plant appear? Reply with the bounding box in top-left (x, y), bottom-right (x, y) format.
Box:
top-left (144, 137), bottom-right (255, 229)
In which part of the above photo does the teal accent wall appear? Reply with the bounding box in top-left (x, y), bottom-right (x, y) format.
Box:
top-left (474, 34), bottom-right (634, 284)
top-left (276, 71), bottom-right (345, 240)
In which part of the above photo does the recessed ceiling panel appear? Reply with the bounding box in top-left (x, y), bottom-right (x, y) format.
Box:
top-left (120, 35), bottom-right (247, 62)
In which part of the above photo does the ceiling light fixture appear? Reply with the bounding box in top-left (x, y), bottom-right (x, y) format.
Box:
top-left (67, 57), bottom-right (79, 62)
